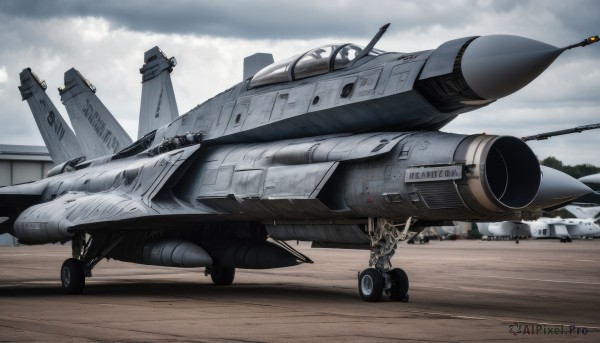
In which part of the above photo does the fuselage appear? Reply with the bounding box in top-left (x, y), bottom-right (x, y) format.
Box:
top-left (150, 37), bottom-right (495, 149)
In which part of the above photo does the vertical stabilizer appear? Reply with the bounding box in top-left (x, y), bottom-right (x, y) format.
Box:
top-left (60, 68), bottom-right (132, 158)
top-left (243, 53), bottom-right (274, 80)
top-left (18, 68), bottom-right (84, 165)
top-left (138, 46), bottom-right (179, 139)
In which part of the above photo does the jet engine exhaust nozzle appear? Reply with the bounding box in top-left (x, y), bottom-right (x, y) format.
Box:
top-left (459, 135), bottom-right (541, 212)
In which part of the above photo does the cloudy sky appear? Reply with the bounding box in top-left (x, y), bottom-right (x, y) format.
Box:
top-left (0, 0), bottom-right (598, 165)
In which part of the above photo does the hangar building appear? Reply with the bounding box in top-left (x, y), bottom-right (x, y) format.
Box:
top-left (0, 144), bottom-right (52, 246)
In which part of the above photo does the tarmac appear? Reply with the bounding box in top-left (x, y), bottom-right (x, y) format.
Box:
top-left (0, 239), bottom-right (598, 342)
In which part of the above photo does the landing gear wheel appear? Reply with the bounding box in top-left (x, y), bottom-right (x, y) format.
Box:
top-left (210, 266), bottom-right (235, 286)
top-left (61, 258), bottom-right (85, 295)
top-left (389, 268), bottom-right (409, 302)
top-left (358, 268), bottom-right (384, 302)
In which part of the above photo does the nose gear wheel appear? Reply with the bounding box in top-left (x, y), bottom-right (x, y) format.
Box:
top-left (358, 217), bottom-right (413, 302)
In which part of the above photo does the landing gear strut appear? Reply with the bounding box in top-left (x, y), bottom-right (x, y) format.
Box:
top-left (358, 217), bottom-right (412, 302)
top-left (60, 233), bottom-right (123, 294)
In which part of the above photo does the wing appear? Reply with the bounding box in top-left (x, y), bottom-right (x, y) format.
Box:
top-left (11, 191), bottom-right (220, 244)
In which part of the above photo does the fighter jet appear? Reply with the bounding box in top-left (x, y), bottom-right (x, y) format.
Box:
top-left (18, 68), bottom-right (84, 165)
top-left (1, 24), bottom-right (598, 303)
top-left (138, 47), bottom-right (179, 139)
top-left (59, 68), bottom-right (133, 158)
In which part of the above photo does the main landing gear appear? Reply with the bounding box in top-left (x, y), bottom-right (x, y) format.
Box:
top-left (358, 217), bottom-right (412, 302)
top-left (60, 233), bottom-right (124, 294)
top-left (61, 258), bottom-right (86, 295)
top-left (205, 266), bottom-right (236, 286)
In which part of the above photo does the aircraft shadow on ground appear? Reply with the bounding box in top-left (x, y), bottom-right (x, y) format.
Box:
top-left (0, 280), bottom-right (573, 320)
top-left (0, 280), bottom-right (356, 301)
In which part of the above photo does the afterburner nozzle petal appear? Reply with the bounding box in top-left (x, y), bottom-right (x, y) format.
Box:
top-left (461, 35), bottom-right (563, 100)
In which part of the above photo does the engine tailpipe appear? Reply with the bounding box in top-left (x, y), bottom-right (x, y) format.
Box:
top-left (457, 135), bottom-right (541, 212)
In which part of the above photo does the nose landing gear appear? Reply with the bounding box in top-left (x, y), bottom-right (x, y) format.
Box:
top-left (358, 217), bottom-right (412, 302)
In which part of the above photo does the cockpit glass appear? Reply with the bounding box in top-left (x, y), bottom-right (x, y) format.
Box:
top-left (249, 54), bottom-right (299, 88)
top-left (248, 42), bottom-right (386, 88)
top-left (333, 44), bottom-right (362, 70)
top-left (293, 45), bottom-right (336, 80)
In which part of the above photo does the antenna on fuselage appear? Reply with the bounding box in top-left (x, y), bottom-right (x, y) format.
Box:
top-left (351, 23), bottom-right (390, 65)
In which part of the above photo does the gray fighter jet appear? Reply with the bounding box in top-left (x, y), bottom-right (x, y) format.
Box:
top-left (2, 24), bottom-right (598, 302)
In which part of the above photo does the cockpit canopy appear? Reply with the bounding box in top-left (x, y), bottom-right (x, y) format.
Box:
top-left (249, 43), bottom-right (381, 88)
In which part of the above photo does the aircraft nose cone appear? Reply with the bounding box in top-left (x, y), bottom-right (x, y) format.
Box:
top-left (461, 35), bottom-right (563, 100)
top-left (529, 166), bottom-right (592, 209)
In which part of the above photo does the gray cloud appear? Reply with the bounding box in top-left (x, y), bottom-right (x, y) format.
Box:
top-left (3, 0), bottom-right (597, 41)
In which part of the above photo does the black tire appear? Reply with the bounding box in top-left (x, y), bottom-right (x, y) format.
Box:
top-left (210, 266), bottom-right (235, 286)
top-left (389, 268), bottom-right (409, 302)
top-left (61, 258), bottom-right (85, 295)
top-left (358, 268), bottom-right (384, 302)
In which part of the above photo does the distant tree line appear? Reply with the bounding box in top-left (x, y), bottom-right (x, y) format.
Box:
top-left (540, 156), bottom-right (600, 179)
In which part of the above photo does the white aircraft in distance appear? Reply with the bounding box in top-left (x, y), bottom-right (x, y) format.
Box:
top-left (480, 217), bottom-right (600, 242)
top-left (482, 221), bottom-right (531, 238)
top-left (564, 204), bottom-right (600, 219)
top-left (409, 223), bottom-right (466, 243)
top-left (529, 217), bottom-right (600, 242)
